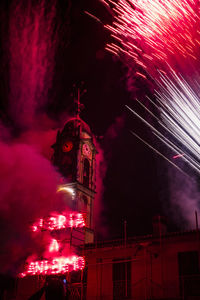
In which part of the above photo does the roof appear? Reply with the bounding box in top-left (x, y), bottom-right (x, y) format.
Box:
top-left (84, 229), bottom-right (199, 250)
top-left (63, 117), bottom-right (92, 135)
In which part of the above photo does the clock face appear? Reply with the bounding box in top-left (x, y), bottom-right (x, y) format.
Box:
top-left (82, 143), bottom-right (91, 157)
top-left (62, 141), bottom-right (73, 152)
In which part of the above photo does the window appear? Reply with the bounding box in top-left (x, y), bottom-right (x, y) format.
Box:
top-left (178, 251), bottom-right (200, 298)
top-left (178, 251), bottom-right (199, 276)
top-left (112, 259), bottom-right (131, 300)
top-left (83, 158), bottom-right (90, 187)
top-left (82, 195), bottom-right (88, 208)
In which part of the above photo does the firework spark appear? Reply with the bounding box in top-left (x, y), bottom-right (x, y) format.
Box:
top-left (104, 0), bottom-right (200, 78)
top-left (126, 103), bottom-right (199, 175)
top-left (103, 0), bottom-right (200, 171)
top-left (156, 72), bottom-right (200, 166)
top-left (127, 71), bottom-right (200, 175)
top-left (8, 0), bottom-right (58, 128)
top-left (173, 154), bottom-right (184, 159)
top-left (130, 130), bottom-right (187, 176)
top-left (102, 0), bottom-right (200, 226)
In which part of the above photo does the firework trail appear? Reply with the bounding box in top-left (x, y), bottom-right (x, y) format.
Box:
top-left (102, 1), bottom-right (200, 171)
top-left (129, 129), bottom-right (187, 176)
top-left (127, 70), bottom-right (200, 227)
top-left (156, 72), bottom-right (200, 166)
top-left (127, 71), bottom-right (200, 175)
top-left (8, 0), bottom-right (57, 129)
top-left (103, 0), bottom-right (200, 169)
top-left (104, 0), bottom-right (200, 79)
top-left (102, 0), bottom-right (200, 225)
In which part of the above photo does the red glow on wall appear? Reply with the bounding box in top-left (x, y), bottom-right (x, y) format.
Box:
top-left (21, 256), bottom-right (85, 277)
top-left (32, 212), bottom-right (85, 232)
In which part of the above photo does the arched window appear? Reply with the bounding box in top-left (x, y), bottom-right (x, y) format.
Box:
top-left (83, 158), bottom-right (90, 187)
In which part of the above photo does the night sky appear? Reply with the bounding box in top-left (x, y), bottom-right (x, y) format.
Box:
top-left (49, 0), bottom-right (175, 238)
top-left (0, 0), bottom-right (184, 241)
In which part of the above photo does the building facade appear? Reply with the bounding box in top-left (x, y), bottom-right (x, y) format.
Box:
top-left (84, 229), bottom-right (200, 300)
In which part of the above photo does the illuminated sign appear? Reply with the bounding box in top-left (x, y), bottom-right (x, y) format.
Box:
top-left (20, 211), bottom-right (86, 277)
top-left (21, 256), bottom-right (85, 276)
top-left (32, 213), bottom-right (85, 232)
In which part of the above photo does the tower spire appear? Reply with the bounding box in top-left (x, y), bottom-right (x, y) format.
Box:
top-left (52, 84), bottom-right (96, 243)
top-left (72, 83), bottom-right (86, 119)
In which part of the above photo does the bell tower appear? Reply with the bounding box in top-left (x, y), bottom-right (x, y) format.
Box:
top-left (52, 89), bottom-right (96, 243)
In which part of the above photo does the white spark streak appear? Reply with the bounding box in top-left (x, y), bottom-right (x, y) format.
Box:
top-left (156, 72), bottom-right (200, 168)
top-left (126, 104), bottom-right (200, 174)
top-left (130, 130), bottom-right (188, 176)
top-left (127, 71), bottom-right (200, 175)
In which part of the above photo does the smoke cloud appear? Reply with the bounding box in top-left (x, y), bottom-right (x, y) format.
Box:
top-left (0, 0), bottom-right (70, 275)
top-left (0, 140), bottom-right (69, 275)
top-left (168, 167), bottom-right (200, 229)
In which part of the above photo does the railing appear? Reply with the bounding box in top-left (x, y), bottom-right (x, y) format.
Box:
top-left (68, 282), bottom-right (87, 300)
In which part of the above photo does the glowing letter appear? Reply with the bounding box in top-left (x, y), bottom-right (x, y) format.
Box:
top-left (57, 215), bottom-right (66, 229)
top-left (75, 213), bottom-right (85, 227)
top-left (49, 239), bottom-right (59, 252)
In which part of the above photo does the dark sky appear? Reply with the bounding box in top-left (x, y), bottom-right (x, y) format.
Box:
top-left (49, 0), bottom-right (172, 238)
top-left (0, 0), bottom-right (179, 240)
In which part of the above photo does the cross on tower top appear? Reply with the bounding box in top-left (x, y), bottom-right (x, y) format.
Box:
top-left (72, 84), bottom-right (87, 119)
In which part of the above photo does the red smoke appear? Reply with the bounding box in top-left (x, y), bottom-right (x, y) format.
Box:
top-left (16, 126), bottom-right (57, 160)
top-left (0, 141), bottom-right (68, 275)
top-left (0, 0), bottom-right (75, 276)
